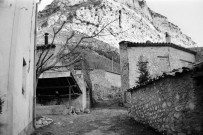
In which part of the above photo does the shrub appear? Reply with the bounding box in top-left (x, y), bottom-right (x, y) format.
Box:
top-left (0, 97), bottom-right (4, 114)
top-left (136, 55), bottom-right (150, 85)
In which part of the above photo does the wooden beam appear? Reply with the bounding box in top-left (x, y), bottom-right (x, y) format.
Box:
top-left (37, 93), bottom-right (82, 97)
top-left (37, 85), bottom-right (76, 89)
top-left (69, 86), bottom-right (72, 108)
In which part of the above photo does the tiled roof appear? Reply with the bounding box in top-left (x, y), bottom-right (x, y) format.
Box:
top-left (119, 41), bottom-right (197, 55)
top-left (127, 67), bottom-right (192, 92)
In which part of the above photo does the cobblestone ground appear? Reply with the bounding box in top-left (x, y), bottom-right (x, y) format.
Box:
top-left (32, 106), bottom-right (161, 135)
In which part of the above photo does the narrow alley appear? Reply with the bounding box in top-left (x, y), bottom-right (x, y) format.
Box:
top-left (32, 104), bottom-right (161, 135)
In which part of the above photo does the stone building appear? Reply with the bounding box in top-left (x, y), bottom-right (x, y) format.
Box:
top-left (0, 0), bottom-right (38, 134)
top-left (128, 63), bottom-right (203, 134)
top-left (119, 41), bottom-right (196, 101)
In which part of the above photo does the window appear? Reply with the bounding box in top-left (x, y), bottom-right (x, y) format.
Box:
top-left (22, 58), bottom-right (27, 95)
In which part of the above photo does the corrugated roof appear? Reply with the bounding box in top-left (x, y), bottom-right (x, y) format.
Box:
top-left (119, 41), bottom-right (197, 55)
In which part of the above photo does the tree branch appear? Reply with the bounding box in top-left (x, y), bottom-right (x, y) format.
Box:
top-left (39, 21), bottom-right (66, 67)
top-left (36, 17), bottom-right (124, 78)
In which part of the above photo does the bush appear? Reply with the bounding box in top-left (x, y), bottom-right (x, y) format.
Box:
top-left (0, 97), bottom-right (4, 114)
top-left (136, 55), bottom-right (150, 85)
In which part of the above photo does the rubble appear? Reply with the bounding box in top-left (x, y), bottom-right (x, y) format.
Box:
top-left (36, 116), bottom-right (53, 128)
top-left (84, 108), bottom-right (90, 114)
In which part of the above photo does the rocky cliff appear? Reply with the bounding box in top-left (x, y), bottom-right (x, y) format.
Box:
top-left (37, 0), bottom-right (196, 49)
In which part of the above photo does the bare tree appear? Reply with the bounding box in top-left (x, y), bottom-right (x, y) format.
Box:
top-left (36, 0), bottom-right (133, 81)
top-left (36, 16), bottom-right (122, 81)
top-left (36, 15), bottom-right (124, 109)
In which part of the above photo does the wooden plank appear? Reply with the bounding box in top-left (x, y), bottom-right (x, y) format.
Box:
top-left (69, 87), bottom-right (71, 108)
top-left (37, 93), bottom-right (82, 97)
top-left (37, 85), bottom-right (76, 89)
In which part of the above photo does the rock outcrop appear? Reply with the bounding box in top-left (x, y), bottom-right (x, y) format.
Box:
top-left (38, 0), bottom-right (196, 49)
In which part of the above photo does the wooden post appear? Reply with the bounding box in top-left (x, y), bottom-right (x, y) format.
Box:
top-left (69, 86), bottom-right (71, 109)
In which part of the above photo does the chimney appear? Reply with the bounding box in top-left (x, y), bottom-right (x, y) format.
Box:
top-left (44, 33), bottom-right (49, 45)
top-left (165, 32), bottom-right (171, 43)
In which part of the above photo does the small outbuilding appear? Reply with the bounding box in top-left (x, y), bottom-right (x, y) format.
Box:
top-left (119, 41), bottom-right (196, 102)
top-left (36, 70), bottom-right (88, 115)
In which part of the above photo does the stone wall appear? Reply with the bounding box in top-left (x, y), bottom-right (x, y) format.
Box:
top-left (37, 95), bottom-right (83, 110)
top-left (129, 72), bottom-right (203, 134)
top-left (119, 42), bottom-right (130, 102)
top-left (72, 71), bottom-right (87, 110)
top-left (90, 70), bottom-right (122, 103)
top-left (36, 105), bottom-right (66, 115)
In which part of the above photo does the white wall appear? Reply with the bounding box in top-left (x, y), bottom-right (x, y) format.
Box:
top-left (127, 46), bottom-right (195, 88)
top-left (0, 0), bottom-right (37, 134)
top-left (169, 47), bottom-right (195, 70)
top-left (0, 1), bottom-right (15, 134)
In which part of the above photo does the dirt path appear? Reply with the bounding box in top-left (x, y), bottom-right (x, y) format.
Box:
top-left (32, 107), bottom-right (161, 135)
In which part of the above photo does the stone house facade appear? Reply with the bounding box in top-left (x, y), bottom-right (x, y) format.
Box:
top-left (128, 64), bottom-right (203, 135)
top-left (0, 0), bottom-right (37, 134)
top-left (119, 41), bottom-right (196, 102)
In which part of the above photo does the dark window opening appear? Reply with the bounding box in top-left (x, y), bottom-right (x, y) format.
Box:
top-left (22, 58), bottom-right (27, 95)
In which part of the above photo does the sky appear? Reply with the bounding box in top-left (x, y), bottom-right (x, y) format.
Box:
top-left (38, 0), bottom-right (203, 47)
top-left (38, 0), bottom-right (53, 11)
top-left (146, 0), bottom-right (203, 47)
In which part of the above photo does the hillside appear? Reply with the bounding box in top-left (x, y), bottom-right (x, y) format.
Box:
top-left (38, 0), bottom-right (196, 48)
top-left (73, 48), bottom-right (120, 74)
top-left (37, 0), bottom-right (197, 72)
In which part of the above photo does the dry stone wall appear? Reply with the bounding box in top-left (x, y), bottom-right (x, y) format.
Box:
top-left (129, 72), bottom-right (203, 135)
